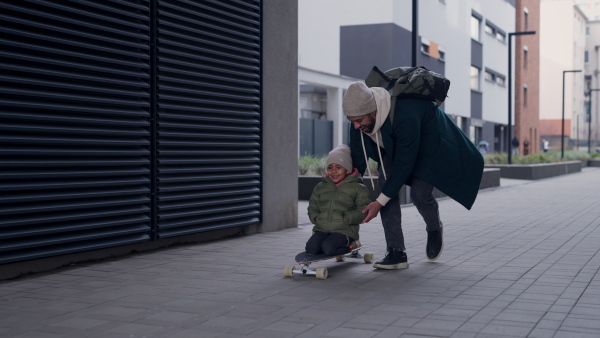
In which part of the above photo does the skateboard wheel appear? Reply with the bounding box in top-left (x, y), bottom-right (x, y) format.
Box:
top-left (363, 253), bottom-right (374, 263)
top-left (316, 267), bottom-right (328, 280)
top-left (284, 265), bottom-right (294, 277)
top-left (335, 255), bottom-right (345, 262)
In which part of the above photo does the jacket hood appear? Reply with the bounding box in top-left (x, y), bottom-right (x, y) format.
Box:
top-left (364, 87), bottom-right (391, 145)
top-left (358, 88), bottom-right (391, 189)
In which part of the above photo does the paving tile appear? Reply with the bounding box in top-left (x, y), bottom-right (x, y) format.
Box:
top-left (480, 321), bottom-right (534, 336)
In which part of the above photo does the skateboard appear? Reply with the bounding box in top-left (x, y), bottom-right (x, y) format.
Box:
top-left (283, 241), bottom-right (374, 280)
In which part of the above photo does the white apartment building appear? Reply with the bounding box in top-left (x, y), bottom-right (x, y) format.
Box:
top-left (298, 0), bottom-right (516, 155)
top-left (539, 0), bottom-right (586, 147)
top-left (584, 19), bottom-right (600, 150)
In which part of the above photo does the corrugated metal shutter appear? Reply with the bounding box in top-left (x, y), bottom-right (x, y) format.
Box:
top-left (156, 0), bottom-right (261, 238)
top-left (0, 0), bottom-right (152, 263)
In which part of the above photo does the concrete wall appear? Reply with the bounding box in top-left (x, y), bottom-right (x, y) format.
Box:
top-left (261, 0), bottom-right (299, 232)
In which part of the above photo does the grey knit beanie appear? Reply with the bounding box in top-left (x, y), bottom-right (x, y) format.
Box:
top-left (343, 81), bottom-right (377, 116)
top-left (326, 144), bottom-right (353, 173)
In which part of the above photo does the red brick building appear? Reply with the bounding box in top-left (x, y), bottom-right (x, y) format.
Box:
top-left (515, 0), bottom-right (541, 155)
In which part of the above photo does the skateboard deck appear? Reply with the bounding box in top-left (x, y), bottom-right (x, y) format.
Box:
top-left (284, 242), bottom-right (374, 280)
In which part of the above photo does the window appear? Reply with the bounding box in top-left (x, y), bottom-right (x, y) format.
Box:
top-left (484, 68), bottom-right (505, 87)
top-left (470, 66), bottom-right (480, 91)
top-left (587, 27), bottom-right (590, 35)
top-left (421, 43), bottom-right (430, 54)
top-left (471, 15), bottom-right (481, 41)
top-left (439, 50), bottom-right (445, 61)
top-left (524, 47), bottom-right (528, 69)
top-left (496, 76), bottom-right (505, 86)
top-left (585, 50), bottom-right (589, 63)
top-left (496, 31), bottom-right (506, 42)
top-left (524, 7), bottom-right (529, 30)
top-left (485, 20), bottom-right (506, 43)
top-left (485, 24), bottom-right (494, 36)
top-left (523, 85), bottom-right (528, 107)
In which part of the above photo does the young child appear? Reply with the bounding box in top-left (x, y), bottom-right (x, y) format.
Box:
top-left (306, 144), bottom-right (371, 256)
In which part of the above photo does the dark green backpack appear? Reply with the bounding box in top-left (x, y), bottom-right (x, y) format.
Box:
top-left (364, 66), bottom-right (451, 108)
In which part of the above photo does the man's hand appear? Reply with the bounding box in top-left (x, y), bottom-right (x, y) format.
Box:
top-left (361, 201), bottom-right (383, 223)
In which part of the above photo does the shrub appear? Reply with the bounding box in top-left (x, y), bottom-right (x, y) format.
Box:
top-left (298, 155), bottom-right (316, 175)
top-left (483, 150), bottom-right (594, 165)
top-left (313, 156), bottom-right (328, 176)
top-left (366, 158), bottom-right (379, 177)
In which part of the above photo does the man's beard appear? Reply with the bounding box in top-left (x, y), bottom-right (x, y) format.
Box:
top-left (362, 120), bottom-right (375, 133)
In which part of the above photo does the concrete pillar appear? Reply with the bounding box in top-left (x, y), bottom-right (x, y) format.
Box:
top-left (327, 87), bottom-right (344, 147)
top-left (260, 0), bottom-right (298, 232)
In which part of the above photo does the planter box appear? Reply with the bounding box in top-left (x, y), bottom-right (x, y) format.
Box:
top-left (298, 168), bottom-right (501, 203)
top-left (485, 161), bottom-right (582, 180)
top-left (588, 159), bottom-right (600, 167)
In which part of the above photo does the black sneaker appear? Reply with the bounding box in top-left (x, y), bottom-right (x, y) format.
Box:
top-left (373, 249), bottom-right (408, 270)
top-left (426, 228), bottom-right (443, 261)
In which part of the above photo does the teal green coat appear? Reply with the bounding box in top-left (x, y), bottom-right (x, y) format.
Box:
top-left (307, 173), bottom-right (371, 240)
top-left (349, 98), bottom-right (484, 210)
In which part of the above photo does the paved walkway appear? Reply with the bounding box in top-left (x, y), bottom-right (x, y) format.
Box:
top-left (1, 168), bottom-right (600, 338)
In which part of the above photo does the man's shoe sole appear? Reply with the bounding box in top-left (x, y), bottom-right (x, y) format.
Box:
top-left (373, 262), bottom-right (409, 270)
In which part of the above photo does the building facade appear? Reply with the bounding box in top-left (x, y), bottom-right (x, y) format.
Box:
top-left (539, 0), bottom-right (587, 149)
top-left (298, 0), bottom-right (517, 154)
top-left (515, 0), bottom-right (542, 155)
top-left (584, 19), bottom-right (600, 151)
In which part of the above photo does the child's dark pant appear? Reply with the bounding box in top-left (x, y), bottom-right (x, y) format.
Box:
top-left (305, 231), bottom-right (350, 256)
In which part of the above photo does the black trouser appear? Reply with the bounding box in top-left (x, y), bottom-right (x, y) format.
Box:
top-left (379, 153), bottom-right (442, 252)
top-left (305, 231), bottom-right (351, 256)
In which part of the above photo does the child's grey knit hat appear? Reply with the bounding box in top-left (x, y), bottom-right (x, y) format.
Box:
top-left (326, 144), bottom-right (353, 173)
top-left (342, 81), bottom-right (377, 117)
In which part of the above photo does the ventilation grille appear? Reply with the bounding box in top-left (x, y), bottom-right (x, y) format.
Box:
top-left (156, 0), bottom-right (261, 237)
top-left (0, 0), bottom-right (152, 264)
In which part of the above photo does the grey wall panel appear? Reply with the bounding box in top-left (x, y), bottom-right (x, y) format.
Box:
top-left (482, 121), bottom-right (495, 151)
top-left (471, 90), bottom-right (483, 120)
top-left (341, 23), bottom-right (445, 80)
top-left (418, 56), bottom-right (445, 77)
top-left (340, 23), bottom-right (412, 80)
top-left (0, 0), bottom-right (152, 264)
top-left (313, 119), bottom-right (333, 157)
top-left (471, 40), bottom-right (483, 69)
top-left (156, 0), bottom-right (261, 238)
top-left (299, 118), bottom-right (314, 156)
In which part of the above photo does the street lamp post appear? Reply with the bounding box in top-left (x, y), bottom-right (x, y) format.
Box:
top-left (411, 0), bottom-right (418, 67)
top-left (587, 89), bottom-right (600, 154)
top-left (561, 70), bottom-right (582, 158)
top-left (507, 31), bottom-right (536, 164)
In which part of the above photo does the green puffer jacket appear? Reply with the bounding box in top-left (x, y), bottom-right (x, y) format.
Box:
top-left (307, 172), bottom-right (371, 240)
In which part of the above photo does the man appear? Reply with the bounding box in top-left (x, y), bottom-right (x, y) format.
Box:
top-left (512, 137), bottom-right (520, 155)
top-left (342, 81), bottom-right (484, 270)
